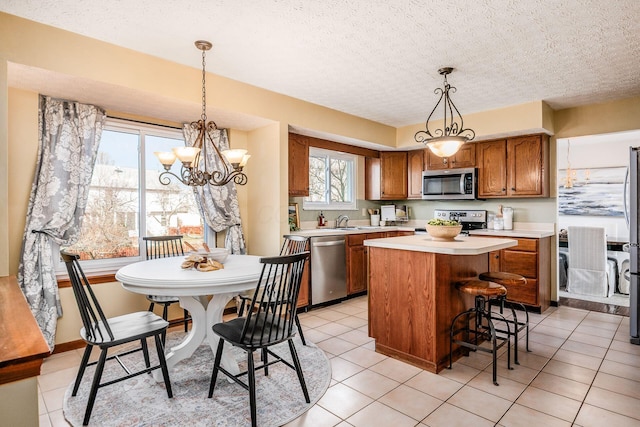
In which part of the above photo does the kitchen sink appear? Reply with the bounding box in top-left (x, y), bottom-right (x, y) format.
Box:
top-left (296, 226), bottom-right (385, 233)
top-left (337, 226), bottom-right (384, 231)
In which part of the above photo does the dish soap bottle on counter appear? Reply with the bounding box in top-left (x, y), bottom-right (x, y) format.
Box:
top-left (318, 211), bottom-right (326, 227)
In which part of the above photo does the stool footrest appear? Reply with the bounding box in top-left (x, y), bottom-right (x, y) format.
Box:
top-left (449, 307), bottom-right (513, 385)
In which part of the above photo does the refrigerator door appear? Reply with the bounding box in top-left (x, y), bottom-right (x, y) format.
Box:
top-left (630, 147), bottom-right (639, 344)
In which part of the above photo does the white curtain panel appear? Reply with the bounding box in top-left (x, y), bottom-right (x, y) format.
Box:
top-left (182, 125), bottom-right (247, 254)
top-left (18, 96), bottom-right (105, 350)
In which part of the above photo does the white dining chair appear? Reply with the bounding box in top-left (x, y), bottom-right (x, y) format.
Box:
top-left (566, 226), bottom-right (616, 297)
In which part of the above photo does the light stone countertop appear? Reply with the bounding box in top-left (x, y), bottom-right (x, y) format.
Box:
top-left (286, 224), bottom-right (554, 239)
top-left (285, 225), bottom-right (412, 238)
top-left (469, 229), bottom-right (554, 239)
top-left (363, 234), bottom-right (517, 255)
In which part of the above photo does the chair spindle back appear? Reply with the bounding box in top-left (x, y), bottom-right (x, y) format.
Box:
top-left (61, 251), bottom-right (114, 342)
top-left (241, 252), bottom-right (309, 347)
top-left (280, 235), bottom-right (309, 256)
top-left (143, 235), bottom-right (184, 260)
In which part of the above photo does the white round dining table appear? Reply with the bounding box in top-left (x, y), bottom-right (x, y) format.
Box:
top-left (115, 254), bottom-right (263, 380)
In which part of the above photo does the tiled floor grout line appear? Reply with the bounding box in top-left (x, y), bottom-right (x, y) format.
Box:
top-left (566, 317), bottom-right (629, 426)
top-left (40, 300), bottom-right (640, 427)
top-left (494, 317), bottom-right (576, 426)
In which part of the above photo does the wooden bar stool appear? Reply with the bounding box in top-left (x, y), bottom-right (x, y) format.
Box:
top-left (479, 272), bottom-right (530, 364)
top-left (449, 279), bottom-right (513, 386)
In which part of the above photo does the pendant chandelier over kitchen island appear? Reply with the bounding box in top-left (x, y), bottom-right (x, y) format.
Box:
top-left (415, 67), bottom-right (475, 158)
top-left (154, 40), bottom-right (249, 187)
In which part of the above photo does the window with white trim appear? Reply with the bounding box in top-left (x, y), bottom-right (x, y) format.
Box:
top-left (61, 119), bottom-right (207, 275)
top-left (303, 147), bottom-right (356, 211)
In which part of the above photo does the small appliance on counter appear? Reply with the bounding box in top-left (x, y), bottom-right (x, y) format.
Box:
top-left (433, 209), bottom-right (487, 235)
top-left (380, 204), bottom-right (408, 225)
top-left (395, 205), bottom-right (409, 222)
top-left (381, 205), bottom-right (396, 223)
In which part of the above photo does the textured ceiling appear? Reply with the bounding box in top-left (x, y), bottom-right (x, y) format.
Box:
top-left (3, 0), bottom-right (640, 131)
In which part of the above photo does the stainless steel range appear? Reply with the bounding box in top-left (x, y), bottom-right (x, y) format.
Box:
top-left (434, 209), bottom-right (487, 233)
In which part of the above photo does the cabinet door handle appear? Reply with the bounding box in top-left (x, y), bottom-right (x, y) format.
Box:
top-left (511, 187), bottom-right (516, 191)
top-left (502, 188), bottom-right (506, 191)
top-left (494, 254), bottom-right (500, 259)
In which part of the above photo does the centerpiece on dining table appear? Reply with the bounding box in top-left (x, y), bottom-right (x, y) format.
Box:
top-left (425, 218), bottom-right (463, 241)
top-left (182, 242), bottom-right (229, 272)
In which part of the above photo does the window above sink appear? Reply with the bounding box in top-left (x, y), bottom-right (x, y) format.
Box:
top-left (303, 147), bottom-right (357, 211)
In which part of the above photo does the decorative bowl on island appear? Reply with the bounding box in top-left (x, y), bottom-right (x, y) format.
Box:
top-left (425, 219), bottom-right (463, 241)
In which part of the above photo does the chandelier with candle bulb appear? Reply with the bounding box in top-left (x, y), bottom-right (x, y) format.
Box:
top-left (154, 40), bottom-right (249, 186)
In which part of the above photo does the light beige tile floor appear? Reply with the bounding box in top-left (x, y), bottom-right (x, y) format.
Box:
top-left (38, 296), bottom-right (640, 426)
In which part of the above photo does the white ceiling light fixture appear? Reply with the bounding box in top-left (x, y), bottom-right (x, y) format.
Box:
top-left (155, 40), bottom-right (249, 186)
top-left (415, 67), bottom-right (475, 157)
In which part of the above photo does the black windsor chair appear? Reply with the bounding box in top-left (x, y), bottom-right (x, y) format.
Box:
top-left (61, 251), bottom-right (172, 426)
top-left (208, 251), bottom-right (311, 427)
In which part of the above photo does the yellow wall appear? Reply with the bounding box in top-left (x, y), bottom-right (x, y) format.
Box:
top-left (0, 377), bottom-right (39, 427)
top-left (7, 89), bottom-right (39, 274)
top-left (245, 122), bottom-right (286, 257)
top-left (0, 59), bottom-right (8, 275)
top-left (554, 97), bottom-right (640, 138)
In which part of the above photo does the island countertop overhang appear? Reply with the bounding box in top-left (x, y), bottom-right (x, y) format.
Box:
top-left (363, 235), bottom-right (518, 255)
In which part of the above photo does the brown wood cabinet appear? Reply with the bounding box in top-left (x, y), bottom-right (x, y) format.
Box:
top-left (297, 257), bottom-right (310, 308)
top-left (487, 236), bottom-right (551, 312)
top-left (384, 230), bottom-right (415, 238)
top-left (407, 149), bottom-right (426, 199)
top-left (368, 247), bottom-right (489, 372)
top-left (425, 144), bottom-right (476, 170)
top-left (365, 152), bottom-right (408, 200)
top-left (346, 231), bottom-right (414, 295)
top-left (288, 134), bottom-right (309, 197)
top-left (477, 134), bottom-right (549, 198)
top-left (347, 232), bottom-right (383, 295)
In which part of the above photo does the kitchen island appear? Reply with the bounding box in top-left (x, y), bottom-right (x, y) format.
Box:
top-left (364, 234), bottom-right (517, 373)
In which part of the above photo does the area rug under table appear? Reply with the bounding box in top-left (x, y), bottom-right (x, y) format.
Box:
top-left (63, 332), bottom-right (331, 427)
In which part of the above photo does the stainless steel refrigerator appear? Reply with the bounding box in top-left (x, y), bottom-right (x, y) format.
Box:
top-left (629, 147), bottom-right (640, 344)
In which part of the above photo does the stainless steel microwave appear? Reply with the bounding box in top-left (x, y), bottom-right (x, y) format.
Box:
top-left (421, 167), bottom-right (477, 200)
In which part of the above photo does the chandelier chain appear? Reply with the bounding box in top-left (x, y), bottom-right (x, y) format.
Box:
top-left (201, 47), bottom-right (207, 122)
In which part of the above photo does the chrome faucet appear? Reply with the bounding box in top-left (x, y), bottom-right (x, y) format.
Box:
top-left (335, 214), bottom-right (350, 228)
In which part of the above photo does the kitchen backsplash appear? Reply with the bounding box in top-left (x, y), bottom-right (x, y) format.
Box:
top-left (290, 197), bottom-right (558, 225)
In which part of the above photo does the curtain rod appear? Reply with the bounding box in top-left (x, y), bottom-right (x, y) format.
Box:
top-left (106, 115), bottom-right (182, 130)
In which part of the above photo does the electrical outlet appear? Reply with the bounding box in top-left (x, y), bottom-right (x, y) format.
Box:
top-left (362, 208), bottom-right (366, 216)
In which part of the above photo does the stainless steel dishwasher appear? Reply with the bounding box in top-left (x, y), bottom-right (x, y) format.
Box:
top-left (310, 235), bottom-right (347, 305)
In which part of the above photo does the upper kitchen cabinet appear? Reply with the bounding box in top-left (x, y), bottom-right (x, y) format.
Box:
top-left (288, 134), bottom-right (309, 196)
top-left (366, 151), bottom-right (408, 200)
top-left (477, 134), bottom-right (549, 198)
top-left (407, 149), bottom-right (427, 199)
top-left (425, 143), bottom-right (476, 170)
